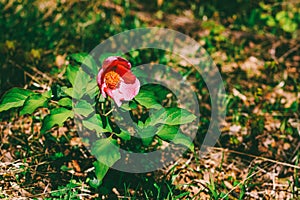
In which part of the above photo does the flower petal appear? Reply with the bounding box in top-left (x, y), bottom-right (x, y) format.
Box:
top-left (116, 57), bottom-right (131, 69)
top-left (102, 56), bottom-right (118, 71)
top-left (97, 68), bottom-right (104, 87)
top-left (120, 70), bottom-right (136, 84)
top-left (97, 56), bottom-right (139, 107)
top-left (119, 78), bottom-right (140, 101)
top-left (115, 64), bottom-right (130, 77)
top-left (101, 82), bottom-right (107, 98)
top-left (102, 56), bottom-right (131, 71)
top-left (110, 90), bottom-right (123, 107)
top-left (110, 78), bottom-right (140, 106)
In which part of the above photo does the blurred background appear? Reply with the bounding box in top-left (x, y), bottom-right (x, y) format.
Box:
top-left (1, 0), bottom-right (299, 95)
top-left (0, 0), bottom-right (299, 199)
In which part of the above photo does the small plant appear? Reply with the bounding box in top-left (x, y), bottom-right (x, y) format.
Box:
top-left (248, 1), bottom-right (299, 38)
top-left (46, 179), bottom-right (82, 200)
top-left (0, 53), bottom-right (197, 186)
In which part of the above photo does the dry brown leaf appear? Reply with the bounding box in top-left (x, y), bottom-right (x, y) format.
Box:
top-left (240, 56), bottom-right (264, 78)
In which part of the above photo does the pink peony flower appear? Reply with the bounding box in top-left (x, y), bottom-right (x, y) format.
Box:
top-left (97, 56), bottom-right (140, 107)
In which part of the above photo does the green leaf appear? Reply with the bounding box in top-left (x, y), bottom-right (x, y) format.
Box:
top-left (98, 94), bottom-right (106, 103)
top-left (20, 94), bottom-right (48, 115)
top-left (73, 68), bottom-right (91, 99)
top-left (120, 103), bottom-right (131, 111)
top-left (166, 132), bottom-right (194, 152)
top-left (147, 107), bottom-right (197, 126)
top-left (280, 119), bottom-right (286, 132)
top-left (58, 97), bottom-right (72, 108)
top-left (52, 84), bottom-right (67, 99)
top-left (282, 20), bottom-right (297, 33)
top-left (275, 11), bottom-right (286, 21)
top-left (91, 138), bottom-right (121, 165)
top-left (156, 125), bottom-right (194, 151)
top-left (74, 100), bottom-right (94, 117)
top-left (288, 101), bottom-right (298, 112)
top-left (0, 88), bottom-right (34, 112)
top-left (140, 84), bottom-right (171, 103)
top-left (61, 87), bottom-right (73, 97)
top-left (60, 165), bottom-right (73, 172)
top-left (118, 130), bottom-right (131, 141)
top-left (86, 80), bottom-right (98, 98)
top-left (91, 138), bottom-right (121, 182)
top-left (120, 101), bottom-right (138, 111)
top-left (134, 90), bottom-right (162, 109)
top-left (70, 53), bottom-right (98, 74)
top-left (66, 65), bottom-right (79, 86)
top-left (155, 125), bottom-right (179, 140)
top-left (89, 177), bottom-right (101, 188)
top-left (93, 161), bottom-right (109, 185)
top-left (174, 192), bottom-right (190, 199)
top-left (266, 16), bottom-right (276, 27)
top-left (137, 125), bottom-right (157, 146)
top-left (42, 90), bottom-right (52, 98)
top-left (82, 114), bottom-right (112, 133)
top-left (41, 107), bottom-right (74, 133)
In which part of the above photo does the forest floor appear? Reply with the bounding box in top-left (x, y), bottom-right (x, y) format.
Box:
top-left (0, 0), bottom-right (299, 199)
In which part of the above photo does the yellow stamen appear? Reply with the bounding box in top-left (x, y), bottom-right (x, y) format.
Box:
top-left (104, 71), bottom-right (121, 89)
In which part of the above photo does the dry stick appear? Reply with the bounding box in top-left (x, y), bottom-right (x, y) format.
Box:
top-left (9, 59), bottom-right (66, 87)
top-left (292, 142), bottom-right (300, 163)
top-left (1, 156), bottom-right (51, 170)
top-left (220, 167), bottom-right (264, 200)
top-left (104, 107), bottom-right (115, 116)
top-left (279, 43), bottom-right (300, 61)
top-left (210, 147), bottom-right (300, 170)
top-left (15, 66), bottom-right (43, 85)
top-left (28, 64), bottom-right (53, 82)
top-left (8, 59), bottom-right (52, 82)
top-left (12, 61), bottom-right (48, 89)
top-left (270, 41), bottom-right (282, 64)
top-left (29, 186), bottom-right (85, 198)
top-left (43, 182), bottom-right (50, 195)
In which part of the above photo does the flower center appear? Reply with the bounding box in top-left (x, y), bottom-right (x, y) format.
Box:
top-left (104, 71), bottom-right (121, 89)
